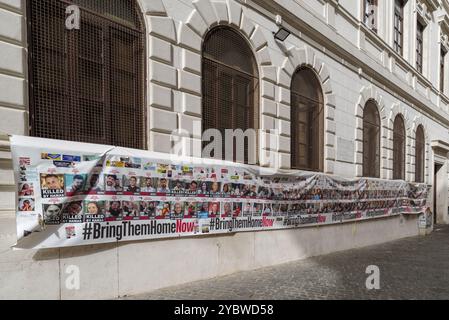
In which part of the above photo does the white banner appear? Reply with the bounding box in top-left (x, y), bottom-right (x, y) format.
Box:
top-left (11, 135), bottom-right (430, 249)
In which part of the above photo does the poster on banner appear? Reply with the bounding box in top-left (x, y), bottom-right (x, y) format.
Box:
top-left (10, 135), bottom-right (431, 249)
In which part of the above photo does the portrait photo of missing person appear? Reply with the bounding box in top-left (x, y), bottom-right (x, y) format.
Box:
top-left (233, 202), bottom-right (243, 217)
top-left (156, 201), bottom-right (171, 218)
top-left (197, 202), bottom-right (209, 219)
top-left (242, 202), bottom-right (252, 216)
top-left (247, 185), bottom-right (258, 197)
top-left (222, 183), bottom-right (232, 195)
top-left (104, 174), bottom-right (123, 192)
top-left (157, 178), bottom-right (170, 194)
top-left (290, 203), bottom-right (299, 215)
top-left (62, 201), bottom-right (83, 217)
top-left (18, 183), bottom-right (34, 196)
top-left (263, 203), bottom-right (272, 216)
top-left (252, 203), bottom-right (263, 216)
top-left (65, 174), bottom-right (86, 194)
top-left (85, 173), bottom-right (103, 193)
top-left (170, 180), bottom-right (185, 194)
top-left (230, 184), bottom-right (243, 196)
top-left (209, 182), bottom-right (221, 195)
top-left (241, 184), bottom-right (251, 197)
top-left (272, 203), bottom-right (280, 216)
top-left (279, 204), bottom-right (289, 216)
top-left (40, 174), bottom-right (64, 191)
top-left (198, 182), bottom-right (209, 195)
top-left (208, 202), bottom-right (220, 217)
top-left (124, 176), bottom-right (141, 194)
top-left (184, 180), bottom-right (197, 194)
top-left (122, 201), bottom-right (139, 217)
top-left (171, 202), bottom-right (185, 219)
top-left (43, 204), bottom-right (62, 222)
top-left (141, 177), bottom-right (157, 193)
top-left (104, 174), bottom-right (117, 192)
top-left (18, 198), bottom-right (35, 212)
top-left (185, 202), bottom-right (197, 218)
top-left (106, 201), bottom-right (122, 218)
top-left (114, 175), bottom-right (123, 192)
top-left (84, 201), bottom-right (105, 216)
top-left (222, 202), bottom-right (232, 218)
top-left (140, 201), bottom-right (157, 217)
top-left (258, 186), bottom-right (273, 199)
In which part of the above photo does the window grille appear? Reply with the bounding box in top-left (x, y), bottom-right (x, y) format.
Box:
top-left (27, 0), bottom-right (145, 148)
top-left (416, 21), bottom-right (424, 73)
top-left (290, 67), bottom-right (324, 172)
top-left (393, 115), bottom-right (406, 180)
top-left (415, 125), bottom-right (425, 183)
top-left (363, 101), bottom-right (381, 178)
top-left (202, 27), bottom-right (259, 164)
top-left (393, 0), bottom-right (404, 55)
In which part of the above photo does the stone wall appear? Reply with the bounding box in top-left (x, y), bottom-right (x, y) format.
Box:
top-left (0, 0), bottom-right (447, 299)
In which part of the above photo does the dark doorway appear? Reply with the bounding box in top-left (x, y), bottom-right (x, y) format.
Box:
top-left (434, 164), bottom-right (443, 225)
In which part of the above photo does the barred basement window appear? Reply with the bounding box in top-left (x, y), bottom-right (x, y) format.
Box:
top-left (415, 125), bottom-right (425, 183)
top-left (394, 0), bottom-right (404, 56)
top-left (363, 100), bottom-right (380, 178)
top-left (393, 115), bottom-right (406, 180)
top-left (27, 0), bottom-right (146, 149)
top-left (290, 67), bottom-right (324, 172)
top-left (202, 27), bottom-right (259, 164)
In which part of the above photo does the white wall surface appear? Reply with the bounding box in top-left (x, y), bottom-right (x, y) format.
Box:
top-left (0, 0), bottom-right (447, 299)
top-left (0, 214), bottom-right (419, 299)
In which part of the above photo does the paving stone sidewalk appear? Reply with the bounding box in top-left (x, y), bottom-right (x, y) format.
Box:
top-left (122, 225), bottom-right (449, 300)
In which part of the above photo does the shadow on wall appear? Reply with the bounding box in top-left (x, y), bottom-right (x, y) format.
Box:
top-left (119, 217), bottom-right (430, 300)
top-left (7, 214), bottom-right (420, 299)
top-left (31, 232), bottom-right (238, 261)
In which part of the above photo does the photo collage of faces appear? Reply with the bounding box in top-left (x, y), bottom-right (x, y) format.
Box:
top-left (17, 157), bottom-right (37, 213)
top-left (40, 173), bottom-right (268, 198)
top-left (30, 154), bottom-right (430, 225)
top-left (42, 200), bottom-right (308, 224)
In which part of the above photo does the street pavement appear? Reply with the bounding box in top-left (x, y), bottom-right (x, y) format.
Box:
top-left (122, 225), bottom-right (449, 300)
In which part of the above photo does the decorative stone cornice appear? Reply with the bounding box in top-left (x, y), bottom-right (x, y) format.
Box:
top-left (420, 0), bottom-right (439, 12)
top-left (417, 0), bottom-right (435, 23)
top-left (438, 13), bottom-right (449, 50)
top-left (431, 139), bottom-right (449, 154)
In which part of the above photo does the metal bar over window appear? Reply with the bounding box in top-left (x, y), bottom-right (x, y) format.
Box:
top-left (27, 0), bottom-right (146, 149)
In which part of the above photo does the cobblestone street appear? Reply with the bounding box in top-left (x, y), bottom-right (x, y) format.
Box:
top-left (123, 225), bottom-right (449, 300)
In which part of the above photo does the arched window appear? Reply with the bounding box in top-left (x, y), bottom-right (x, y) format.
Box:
top-left (393, 115), bottom-right (406, 180)
top-left (202, 27), bottom-right (259, 164)
top-left (28, 0), bottom-right (145, 148)
top-left (415, 125), bottom-right (425, 183)
top-left (362, 101), bottom-right (381, 178)
top-left (290, 67), bottom-right (324, 171)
